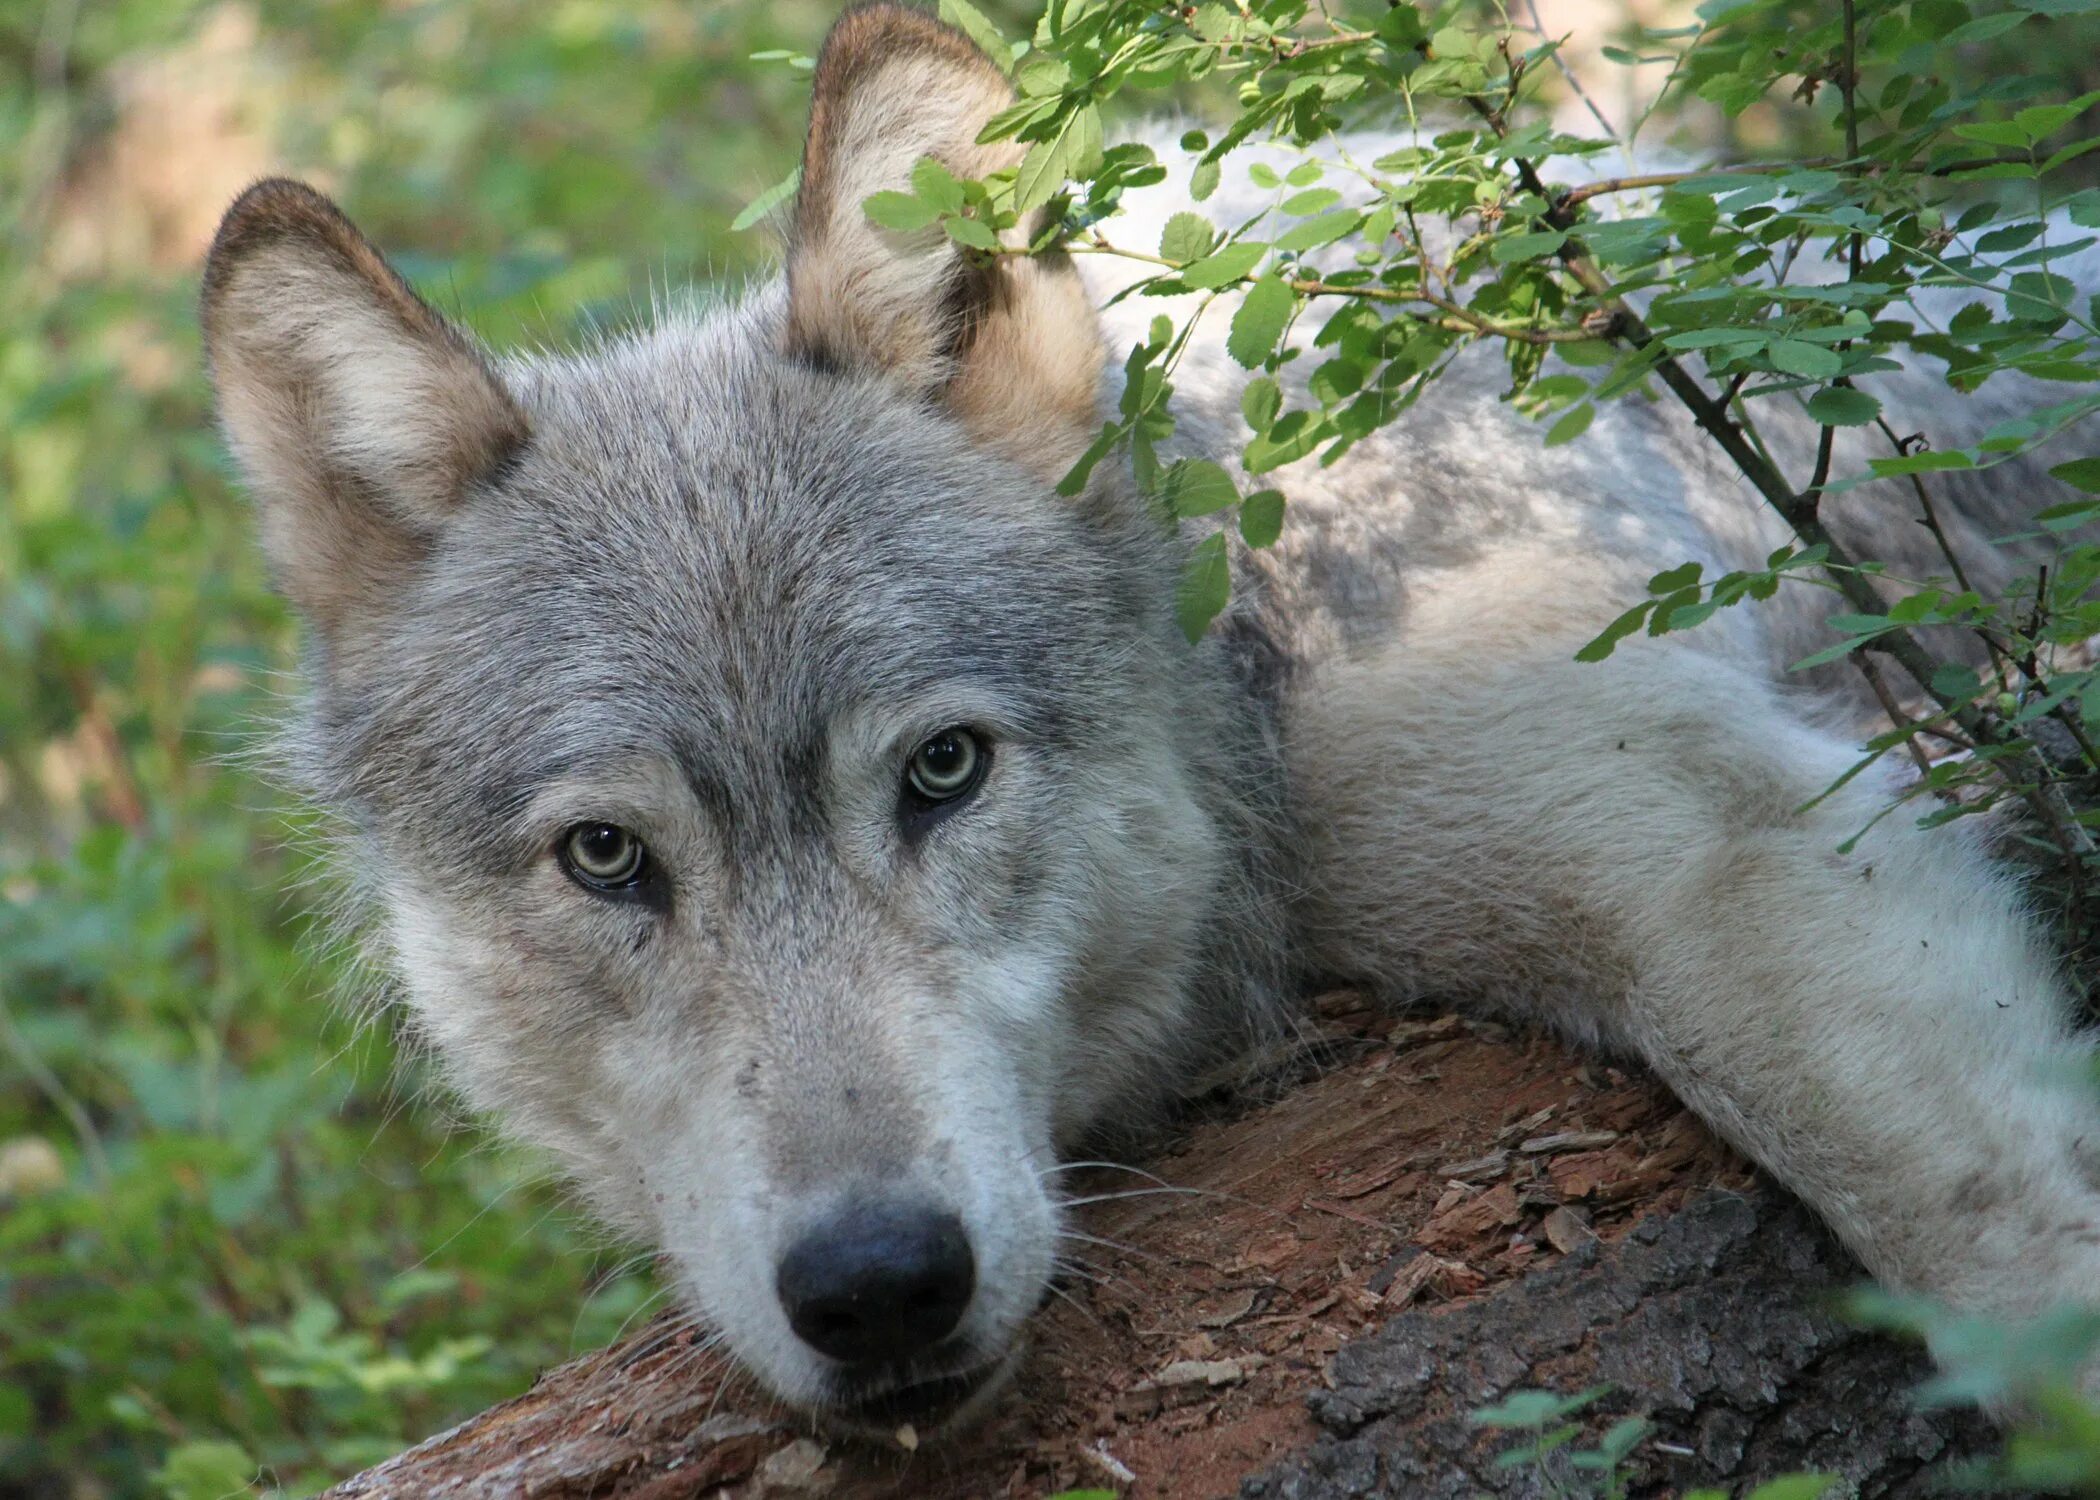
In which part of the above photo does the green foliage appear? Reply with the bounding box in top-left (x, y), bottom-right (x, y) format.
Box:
top-left (0, 0), bottom-right (929, 1493)
top-left (946, 0), bottom-right (2100, 902)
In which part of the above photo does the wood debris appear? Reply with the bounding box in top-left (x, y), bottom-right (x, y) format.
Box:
top-left (1387, 1014), bottom-right (1466, 1048)
top-left (1151, 1357), bottom-right (1255, 1389)
top-left (1418, 1182), bottom-right (1522, 1252)
top-left (1519, 1129), bottom-right (1621, 1156)
top-left (1494, 1106), bottom-right (1556, 1144)
top-left (1379, 1251), bottom-right (1451, 1309)
top-left (754, 1439), bottom-right (832, 1493)
top-left (1542, 1205), bottom-right (1597, 1254)
top-left (1435, 1149), bottom-right (1510, 1181)
top-left (1195, 1288), bottom-right (1264, 1328)
top-left (1327, 1159), bottom-right (1408, 1199)
top-left (1083, 1442), bottom-right (1138, 1486)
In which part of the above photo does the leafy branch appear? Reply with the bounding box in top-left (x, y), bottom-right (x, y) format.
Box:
top-left (867, 0), bottom-right (2100, 890)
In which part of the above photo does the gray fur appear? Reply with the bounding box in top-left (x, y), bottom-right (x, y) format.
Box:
top-left (204, 27), bottom-right (2100, 1431)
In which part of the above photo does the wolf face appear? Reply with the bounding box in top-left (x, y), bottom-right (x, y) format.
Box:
top-left (202, 6), bottom-right (1288, 1428)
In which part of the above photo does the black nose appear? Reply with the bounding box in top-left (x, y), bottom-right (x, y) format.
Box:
top-left (776, 1201), bottom-right (975, 1364)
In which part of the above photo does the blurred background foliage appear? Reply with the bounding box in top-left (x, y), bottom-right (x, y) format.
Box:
top-left (5, 1), bottom-right (2100, 1497)
top-left (0, 2), bottom-right (904, 1494)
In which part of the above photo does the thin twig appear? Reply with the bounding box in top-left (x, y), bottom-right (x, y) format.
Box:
top-left (1877, 419), bottom-right (1979, 595)
top-left (1856, 653), bottom-right (1936, 776)
top-left (1517, 0), bottom-right (1621, 145)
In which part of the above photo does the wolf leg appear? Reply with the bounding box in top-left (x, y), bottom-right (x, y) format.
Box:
top-left (1292, 626), bottom-right (2100, 1329)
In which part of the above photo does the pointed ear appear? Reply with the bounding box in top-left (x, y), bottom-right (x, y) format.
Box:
top-left (785, 3), bottom-right (1103, 481)
top-left (201, 179), bottom-right (528, 644)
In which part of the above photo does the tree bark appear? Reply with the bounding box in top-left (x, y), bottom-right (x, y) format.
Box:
top-left (1244, 1191), bottom-right (2002, 1500)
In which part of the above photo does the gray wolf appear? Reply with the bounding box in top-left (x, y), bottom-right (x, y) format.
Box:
top-left (200, 2), bottom-right (2100, 1435)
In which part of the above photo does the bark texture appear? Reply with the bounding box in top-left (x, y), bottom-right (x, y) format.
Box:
top-left (1244, 1191), bottom-right (2002, 1499)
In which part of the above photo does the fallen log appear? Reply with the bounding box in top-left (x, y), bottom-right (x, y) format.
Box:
top-left (324, 1003), bottom-right (1993, 1498)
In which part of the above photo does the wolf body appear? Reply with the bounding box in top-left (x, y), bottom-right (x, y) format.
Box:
top-left (202, 4), bottom-right (2100, 1433)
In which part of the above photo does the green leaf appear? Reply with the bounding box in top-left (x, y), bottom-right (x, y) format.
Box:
top-left (863, 191), bottom-right (938, 231)
top-left (1181, 242), bottom-right (1268, 289)
top-left (1165, 459), bottom-right (1240, 518)
top-left (910, 157), bottom-right (966, 214)
top-left (1058, 422), bottom-right (1122, 497)
top-left (730, 166), bottom-right (802, 233)
top-left (1471, 1386), bottom-right (1609, 1427)
top-left (1662, 327), bottom-right (1767, 351)
top-left (1244, 409), bottom-right (1323, 471)
top-left (1429, 25), bottom-right (1477, 61)
top-left (2049, 458), bottom-right (2100, 492)
top-left (1239, 489), bottom-right (1286, 548)
top-left (1945, 10), bottom-right (2028, 43)
top-left (942, 215), bottom-right (1000, 250)
top-left (1015, 103), bottom-right (1102, 213)
top-left (1282, 187), bottom-right (1342, 215)
top-left (1241, 377), bottom-right (1283, 432)
top-left (1793, 622), bottom-right (1893, 670)
top-left (1577, 602), bottom-right (1655, 662)
top-left (1768, 340), bottom-right (1843, 379)
top-left (153, 1441), bottom-right (257, 1500)
top-left (2013, 90), bottom-right (2100, 144)
top-left (1742, 1478), bottom-right (1838, 1500)
top-left (979, 95), bottom-right (1059, 143)
top-left (1014, 53), bottom-right (1069, 96)
top-left (1545, 402), bottom-right (1595, 446)
top-left (1591, 1415), bottom-right (1653, 1466)
top-left (1229, 275), bottom-right (1295, 368)
top-left (1190, 158), bottom-right (1222, 201)
top-left (1492, 229), bottom-right (1567, 264)
top-left (938, 0), bottom-right (1013, 71)
top-left (1178, 531), bottom-right (1231, 641)
top-left (1952, 121), bottom-right (2035, 149)
top-left (1274, 210), bottom-right (1363, 253)
top-left (1805, 387), bottom-right (1881, 427)
top-left (1869, 450), bottom-right (1974, 477)
top-left (1931, 663), bottom-right (1983, 701)
top-left (2037, 499), bottom-right (2100, 532)
top-left (1160, 211), bottom-right (1216, 264)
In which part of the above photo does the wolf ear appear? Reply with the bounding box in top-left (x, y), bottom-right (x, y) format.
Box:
top-left (201, 179), bottom-right (528, 643)
top-left (785, 3), bottom-right (1103, 480)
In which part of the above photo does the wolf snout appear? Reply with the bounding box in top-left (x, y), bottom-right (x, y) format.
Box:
top-left (775, 1199), bottom-right (976, 1365)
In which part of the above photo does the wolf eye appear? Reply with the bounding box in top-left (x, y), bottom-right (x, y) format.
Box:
top-left (906, 729), bottom-right (985, 802)
top-left (560, 823), bottom-right (649, 890)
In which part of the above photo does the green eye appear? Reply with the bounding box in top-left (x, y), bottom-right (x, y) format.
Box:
top-left (907, 729), bottom-right (984, 802)
top-left (562, 823), bottom-right (648, 889)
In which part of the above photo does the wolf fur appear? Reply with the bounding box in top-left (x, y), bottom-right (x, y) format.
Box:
top-left (202, 3), bottom-right (2100, 1431)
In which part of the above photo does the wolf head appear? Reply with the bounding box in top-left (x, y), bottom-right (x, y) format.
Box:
top-left (203, 4), bottom-right (1288, 1430)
